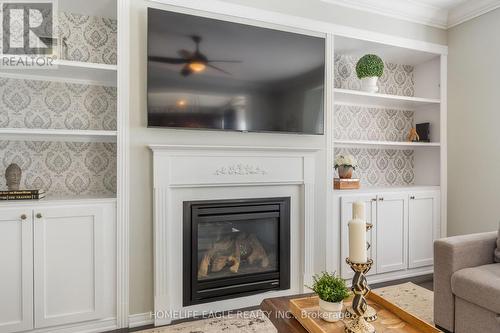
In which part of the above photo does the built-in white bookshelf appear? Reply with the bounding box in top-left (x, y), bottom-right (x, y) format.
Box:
top-left (332, 34), bottom-right (444, 190)
top-left (0, 0), bottom-right (119, 200)
top-left (0, 0), bottom-right (127, 331)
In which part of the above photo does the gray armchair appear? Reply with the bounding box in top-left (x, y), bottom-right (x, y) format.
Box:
top-left (434, 231), bottom-right (500, 333)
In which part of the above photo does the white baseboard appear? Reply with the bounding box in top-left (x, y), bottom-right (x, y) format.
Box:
top-left (129, 312), bottom-right (154, 328)
top-left (26, 318), bottom-right (117, 333)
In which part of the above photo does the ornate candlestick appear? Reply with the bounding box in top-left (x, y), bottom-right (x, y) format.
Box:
top-left (344, 258), bottom-right (375, 333)
top-left (345, 223), bottom-right (378, 322)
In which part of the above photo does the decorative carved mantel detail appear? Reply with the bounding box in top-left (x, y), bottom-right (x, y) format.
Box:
top-left (214, 164), bottom-right (267, 176)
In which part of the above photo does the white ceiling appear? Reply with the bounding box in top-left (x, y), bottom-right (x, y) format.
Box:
top-left (321, 0), bottom-right (500, 29)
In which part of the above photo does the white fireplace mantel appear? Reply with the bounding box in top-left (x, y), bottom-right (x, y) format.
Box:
top-left (150, 144), bottom-right (320, 326)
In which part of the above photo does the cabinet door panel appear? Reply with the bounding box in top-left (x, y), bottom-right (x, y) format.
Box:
top-left (376, 193), bottom-right (408, 274)
top-left (409, 191), bottom-right (440, 268)
top-left (0, 208), bottom-right (33, 333)
top-left (34, 205), bottom-right (104, 328)
top-left (340, 195), bottom-right (377, 279)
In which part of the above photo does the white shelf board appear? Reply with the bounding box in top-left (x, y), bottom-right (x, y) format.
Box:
top-left (0, 59), bottom-right (117, 86)
top-left (0, 196), bottom-right (117, 207)
top-left (332, 185), bottom-right (440, 196)
top-left (334, 139), bottom-right (440, 149)
top-left (0, 128), bottom-right (117, 142)
top-left (334, 89), bottom-right (440, 109)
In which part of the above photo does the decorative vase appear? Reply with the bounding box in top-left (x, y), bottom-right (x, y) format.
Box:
top-left (5, 163), bottom-right (22, 191)
top-left (319, 299), bottom-right (343, 322)
top-left (338, 165), bottom-right (353, 179)
top-left (360, 76), bottom-right (379, 93)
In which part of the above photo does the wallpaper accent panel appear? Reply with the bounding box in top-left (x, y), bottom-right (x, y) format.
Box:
top-left (335, 147), bottom-right (415, 187)
top-left (0, 141), bottom-right (116, 197)
top-left (0, 77), bottom-right (117, 130)
top-left (334, 54), bottom-right (414, 96)
top-left (59, 12), bottom-right (117, 65)
top-left (334, 105), bottom-right (414, 142)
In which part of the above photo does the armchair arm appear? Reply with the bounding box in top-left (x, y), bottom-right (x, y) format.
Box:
top-left (434, 231), bottom-right (497, 332)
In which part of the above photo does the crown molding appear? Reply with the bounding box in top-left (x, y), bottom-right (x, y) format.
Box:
top-left (320, 0), bottom-right (448, 28)
top-left (321, 0), bottom-right (500, 29)
top-left (448, 0), bottom-right (500, 28)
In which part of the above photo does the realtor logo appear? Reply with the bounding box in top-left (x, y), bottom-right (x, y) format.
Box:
top-left (1, 0), bottom-right (57, 67)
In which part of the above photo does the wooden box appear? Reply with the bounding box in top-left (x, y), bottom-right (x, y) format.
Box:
top-left (334, 178), bottom-right (360, 190)
top-left (289, 293), bottom-right (440, 333)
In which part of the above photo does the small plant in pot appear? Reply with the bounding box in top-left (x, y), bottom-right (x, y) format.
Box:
top-left (356, 54), bottom-right (384, 93)
top-left (335, 154), bottom-right (357, 179)
top-left (307, 272), bottom-right (350, 322)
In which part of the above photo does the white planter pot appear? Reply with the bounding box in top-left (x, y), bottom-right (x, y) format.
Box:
top-left (361, 76), bottom-right (379, 93)
top-left (319, 299), bottom-right (344, 322)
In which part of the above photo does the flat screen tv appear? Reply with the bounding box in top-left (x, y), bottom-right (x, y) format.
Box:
top-left (147, 8), bottom-right (325, 135)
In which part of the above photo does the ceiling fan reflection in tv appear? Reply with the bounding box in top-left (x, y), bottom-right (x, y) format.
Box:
top-left (149, 35), bottom-right (241, 76)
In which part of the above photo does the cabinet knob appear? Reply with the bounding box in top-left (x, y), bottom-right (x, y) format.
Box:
top-left (36, 213), bottom-right (42, 219)
top-left (410, 196), bottom-right (415, 200)
top-left (20, 214), bottom-right (27, 221)
top-left (371, 198), bottom-right (377, 201)
top-left (366, 223), bottom-right (373, 231)
top-left (379, 197), bottom-right (384, 201)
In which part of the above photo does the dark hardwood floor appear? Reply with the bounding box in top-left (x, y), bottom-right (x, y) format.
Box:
top-left (104, 274), bottom-right (433, 333)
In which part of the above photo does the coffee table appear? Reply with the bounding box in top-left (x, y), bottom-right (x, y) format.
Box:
top-left (260, 293), bottom-right (441, 333)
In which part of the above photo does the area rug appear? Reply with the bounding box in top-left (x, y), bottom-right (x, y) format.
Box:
top-left (138, 282), bottom-right (433, 333)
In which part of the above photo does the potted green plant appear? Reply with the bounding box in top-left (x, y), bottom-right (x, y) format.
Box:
top-left (356, 54), bottom-right (384, 93)
top-left (335, 154), bottom-right (357, 179)
top-left (307, 272), bottom-right (350, 322)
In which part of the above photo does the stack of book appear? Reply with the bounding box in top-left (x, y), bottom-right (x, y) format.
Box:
top-left (334, 178), bottom-right (360, 190)
top-left (0, 189), bottom-right (46, 200)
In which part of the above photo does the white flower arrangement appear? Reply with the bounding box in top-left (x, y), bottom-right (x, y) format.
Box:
top-left (334, 154), bottom-right (358, 169)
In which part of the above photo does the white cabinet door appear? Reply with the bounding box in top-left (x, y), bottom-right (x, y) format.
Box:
top-left (0, 208), bottom-right (33, 333)
top-left (33, 205), bottom-right (104, 328)
top-left (376, 193), bottom-right (408, 274)
top-left (340, 194), bottom-right (377, 279)
top-left (408, 191), bottom-right (440, 268)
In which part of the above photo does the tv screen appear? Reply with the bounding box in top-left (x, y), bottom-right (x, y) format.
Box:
top-left (147, 8), bottom-right (325, 134)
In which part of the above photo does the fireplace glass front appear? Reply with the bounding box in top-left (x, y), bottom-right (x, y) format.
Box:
top-left (183, 197), bottom-right (290, 305)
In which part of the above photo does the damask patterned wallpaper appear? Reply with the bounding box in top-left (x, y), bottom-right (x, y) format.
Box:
top-left (59, 12), bottom-right (117, 65)
top-left (335, 147), bottom-right (415, 187)
top-left (334, 54), bottom-right (414, 96)
top-left (334, 54), bottom-right (416, 187)
top-left (0, 141), bottom-right (116, 197)
top-left (0, 77), bottom-right (116, 130)
top-left (0, 11), bottom-right (118, 197)
top-left (334, 105), bottom-right (414, 142)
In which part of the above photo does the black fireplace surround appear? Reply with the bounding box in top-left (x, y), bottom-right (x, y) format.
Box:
top-left (183, 197), bottom-right (291, 306)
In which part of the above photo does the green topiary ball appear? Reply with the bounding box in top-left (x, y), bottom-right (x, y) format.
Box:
top-left (356, 54), bottom-right (384, 79)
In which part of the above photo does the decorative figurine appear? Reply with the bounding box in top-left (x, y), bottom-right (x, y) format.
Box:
top-left (407, 127), bottom-right (420, 142)
top-left (5, 163), bottom-right (22, 191)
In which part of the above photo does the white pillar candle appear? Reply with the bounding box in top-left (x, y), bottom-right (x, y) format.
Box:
top-left (349, 201), bottom-right (367, 263)
top-left (353, 201), bottom-right (365, 220)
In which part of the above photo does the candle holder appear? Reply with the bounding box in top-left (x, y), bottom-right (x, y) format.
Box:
top-left (345, 223), bottom-right (378, 323)
top-left (344, 258), bottom-right (376, 333)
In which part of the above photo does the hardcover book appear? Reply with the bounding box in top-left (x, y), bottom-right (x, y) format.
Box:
top-left (334, 178), bottom-right (360, 190)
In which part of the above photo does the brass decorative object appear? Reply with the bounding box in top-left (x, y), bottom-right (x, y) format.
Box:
top-left (5, 163), bottom-right (22, 191)
top-left (344, 258), bottom-right (376, 333)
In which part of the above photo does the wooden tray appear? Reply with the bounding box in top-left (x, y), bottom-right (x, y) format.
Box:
top-left (289, 292), bottom-right (440, 333)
